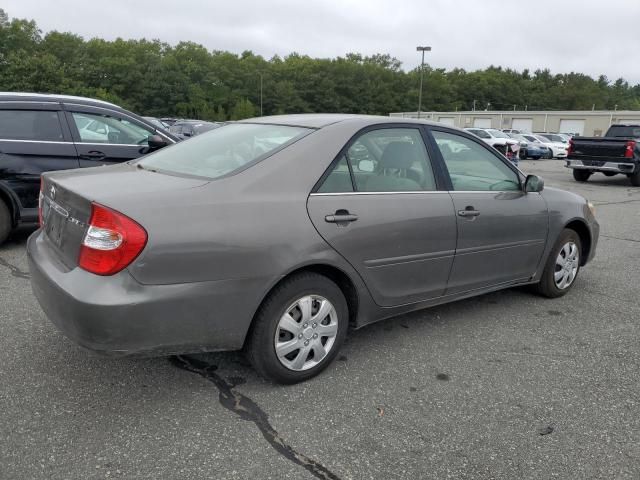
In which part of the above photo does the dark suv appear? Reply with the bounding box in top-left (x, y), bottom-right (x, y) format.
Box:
top-left (0, 93), bottom-right (179, 244)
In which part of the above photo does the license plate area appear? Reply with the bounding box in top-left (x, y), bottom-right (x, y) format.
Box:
top-left (43, 197), bottom-right (70, 248)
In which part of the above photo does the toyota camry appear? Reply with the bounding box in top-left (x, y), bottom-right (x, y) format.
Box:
top-left (28, 114), bottom-right (599, 383)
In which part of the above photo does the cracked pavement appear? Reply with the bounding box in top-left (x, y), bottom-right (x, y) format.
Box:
top-left (1, 159), bottom-right (639, 479)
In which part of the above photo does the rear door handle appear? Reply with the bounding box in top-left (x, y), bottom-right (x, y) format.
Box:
top-left (80, 150), bottom-right (106, 160)
top-left (325, 211), bottom-right (358, 223)
top-left (458, 209), bottom-right (480, 217)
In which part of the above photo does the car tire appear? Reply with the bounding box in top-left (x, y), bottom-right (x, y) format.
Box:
top-left (532, 229), bottom-right (582, 299)
top-left (573, 169), bottom-right (591, 182)
top-left (246, 272), bottom-right (349, 384)
top-left (0, 200), bottom-right (12, 245)
top-left (630, 170), bottom-right (640, 187)
top-left (519, 149), bottom-right (527, 160)
top-left (532, 156), bottom-right (541, 160)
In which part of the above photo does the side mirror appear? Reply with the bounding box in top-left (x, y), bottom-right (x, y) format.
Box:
top-left (147, 134), bottom-right (167, 149)
top-left (525, 174), bottom-right (544, 193)
top-left (358, 159), bottom-right (375, 172)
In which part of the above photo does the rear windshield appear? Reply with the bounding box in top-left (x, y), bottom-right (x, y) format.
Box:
top-left (139, 123), bottom-right (311, 179)
top-left (487, 129), bottom-right (509, 138)
top-left (468, 129), bottom-right (490, 139)
top-left (607, 125), bottom-right (640, 137)
top-left (540, 134), bottom-right (565, 143)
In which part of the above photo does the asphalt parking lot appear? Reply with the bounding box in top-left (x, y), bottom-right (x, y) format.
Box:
top-left (1, 159), bottom-right (639, 480)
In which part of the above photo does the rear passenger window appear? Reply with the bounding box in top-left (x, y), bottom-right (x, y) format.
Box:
top-left (317, 128), bottom-right (436, 193)
top-left (0, 110), bottom-right (63, 141)
top-left (317, 156), bottom-right (354, 193)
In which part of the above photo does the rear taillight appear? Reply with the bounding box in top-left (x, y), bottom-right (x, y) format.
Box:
top-left (38, 177), bottom-right (44, 227)
top-left (625, 140), bottom-right (636, 158)
top-left (567, 139), bottom-right (574, 156)
top-left (79, 203), bottom-right (147, 276)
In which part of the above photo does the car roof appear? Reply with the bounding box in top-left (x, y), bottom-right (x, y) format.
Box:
top-left (238, 113), bottom-right (444, 129)
top-left (0, 92), bottom-right (120, 108)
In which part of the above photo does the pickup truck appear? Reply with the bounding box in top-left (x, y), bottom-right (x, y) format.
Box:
top-left (565, 124), bottom-right (640, 186)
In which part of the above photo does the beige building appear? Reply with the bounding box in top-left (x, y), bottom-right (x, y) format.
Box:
top-left (390, 110), bottom-right (640, 136)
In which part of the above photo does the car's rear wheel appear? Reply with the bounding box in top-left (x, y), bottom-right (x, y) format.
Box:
top-left (573, 169), bottom-right (591, 182)
top-left (0, 200), bottom-right (12, 245)
top-left (246, 272), bottom-right (348, 384)
top-left (532, 229), bottom-right (581, 298)
top-left (629, 170), bottom-right (640, 187)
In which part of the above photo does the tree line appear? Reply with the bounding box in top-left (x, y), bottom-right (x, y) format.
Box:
top-left (1, 9), bottom-right (639, 121)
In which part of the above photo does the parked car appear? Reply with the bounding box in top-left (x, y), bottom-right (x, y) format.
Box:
top-left (502, 128), bottom-right (530, 134)
top-left (527, 134), bottom-right (567, 159)
top-left (536, 132), bottom-right (569, 145)
top-left (506, 133), bottom-right (545, 159)
top-left (465, 128), bottom-right (520, 163)
top-left (143, 116), bottom-right (169, 129)
top-left (28, 114), bottom-right (599, 384)
top-left (160, 117), bottom-right (179, 126)
top-left (0, 92), bottom-right (179, 244)
top-left (520, 134), bottom-right (552, 158)
top-left (566, 124), bottom-right (640, 186)
top-left (169, 120), bottom-right (221, 140)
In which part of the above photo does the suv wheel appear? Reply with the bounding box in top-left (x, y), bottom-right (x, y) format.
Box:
top-left (573, 169), bottom-right (591, 182)
top-left (0, 200), bottom-right (12, 245)
top-left (246, 272), bottom-right (348, 384)
top-left (630, 170), bottom-right (640, 187)
top-left (532, 229), bottom-right (582, 298)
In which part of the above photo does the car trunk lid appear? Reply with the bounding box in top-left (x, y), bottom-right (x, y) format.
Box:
top-left (40, 163), bottom-right (208, 270)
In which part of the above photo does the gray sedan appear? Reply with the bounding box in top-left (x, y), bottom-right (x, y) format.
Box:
top-left (28, 114), bottom-right (599, 383)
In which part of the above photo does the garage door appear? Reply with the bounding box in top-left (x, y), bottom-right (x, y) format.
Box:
top-left (511, 118), bottom-right (533, 132)
top-left (438, 117), bottom-right (456, 127)
top-left (559, 119), bottom-right (585, 136)
top-left (473, 118), bottom-right (492, 128)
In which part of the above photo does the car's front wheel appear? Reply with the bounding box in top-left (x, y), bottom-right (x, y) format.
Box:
top-left (532, 229), bottom-right (582, 298)
top-left (246, 272), bottom-right (348, 384)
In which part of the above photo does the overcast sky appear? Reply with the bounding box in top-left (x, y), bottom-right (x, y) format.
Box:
top-left (4, 0), bottom-right (640, 84)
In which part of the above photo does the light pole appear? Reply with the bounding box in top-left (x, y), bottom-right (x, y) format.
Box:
top-left (257, 72), bottom-right (263, 116)
top-left (416, 46), bottom-right (431, 119)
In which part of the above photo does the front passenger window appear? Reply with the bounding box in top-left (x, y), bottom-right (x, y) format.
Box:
top-left (432, 131), bottom-right (521, 192)
top-left (71, 112), bottom-right (154, 145)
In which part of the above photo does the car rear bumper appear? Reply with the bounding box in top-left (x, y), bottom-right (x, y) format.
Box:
top-left (565, 159), bottom-right (638, 174)
top-left (27, 230), bottom-right (271, 356)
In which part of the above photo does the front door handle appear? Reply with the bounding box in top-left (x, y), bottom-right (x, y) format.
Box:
top-left (458, 208), bottom-right (480, 217)
top-left (80, 150), bottom-right (106, 160)
top-left (325, 210), bottom-right (358, 224)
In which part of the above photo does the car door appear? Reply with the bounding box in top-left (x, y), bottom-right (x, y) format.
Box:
top-left (0, 103), bottom-right (78, 221)
top-left (428, 128), bottom-right (548, 294)
top-left (307, 125), bottom-right (457, 307)
top-left (63, 105), bottom-right (157, 167)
